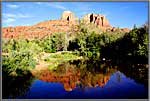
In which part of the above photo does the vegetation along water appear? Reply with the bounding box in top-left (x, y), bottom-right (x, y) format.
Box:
top-left (2, 22), bottom-right (148, 99)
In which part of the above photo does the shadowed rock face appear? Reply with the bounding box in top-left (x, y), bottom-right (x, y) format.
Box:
top-left (2, 11), bottom-right (130, 39)
top-left (83, 14), bottom-right (111, 28)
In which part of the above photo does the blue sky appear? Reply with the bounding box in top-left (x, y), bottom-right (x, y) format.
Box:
top-left (2, 2), bottom-right (148, 29)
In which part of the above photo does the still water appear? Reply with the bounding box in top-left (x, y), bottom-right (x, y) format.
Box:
top-left (3, 59), bottom-right (148, 99)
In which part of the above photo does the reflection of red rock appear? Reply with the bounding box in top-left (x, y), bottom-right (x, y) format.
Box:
top-left (64, 81), bottom-right (76, 91)
top-left (34, 68), bottom-right (113, 91)
top-left (98, 81), bottom-right (104, 87)
top-left (71, 82), bottom-right (76, 90)
top-left (64, 83), bottom-right (72, 91)
top-left (97, 75), bottom-right (110, 87)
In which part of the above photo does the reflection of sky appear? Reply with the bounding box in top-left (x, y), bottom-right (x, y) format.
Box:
top-left (18, 71), bottom-right (148, 99)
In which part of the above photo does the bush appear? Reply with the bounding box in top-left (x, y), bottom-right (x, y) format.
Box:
top-left (100, 25), bottom-right (148, 64)
top-left (2, 51), bottom-right (36, 77)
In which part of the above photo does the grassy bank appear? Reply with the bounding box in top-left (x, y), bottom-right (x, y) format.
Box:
top-left (34, 51), bottom-right (82, 71)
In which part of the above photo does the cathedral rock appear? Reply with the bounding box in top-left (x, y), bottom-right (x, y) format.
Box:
top-left (83, 13), bottom-right (110, 28)
top-left (61, 11), bottom-right (79, 25)
top-left (2, 11), bottom-right (130, 39)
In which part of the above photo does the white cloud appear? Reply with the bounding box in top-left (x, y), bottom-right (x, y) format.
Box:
top-left (3, 13), bottom-right (34, 18)
top-left (17, 13), bottom-right (34, 18)
top-left (34, 2), bottom-right (67, 10)
top-left (7, 4), bottom-right (19, 8)
top-left (36, 2), bottom-right (42, 5)
top-left (48, 3), bottom-right (67, 10)
top-left (4, 18), bottom-right (16, 23)
top-left (3, 13), bottom-right (34, 25)
top-left (3, 13), bottom-right (16, 18)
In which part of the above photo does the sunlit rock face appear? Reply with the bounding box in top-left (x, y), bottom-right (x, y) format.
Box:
top-left (2, 20), bottom-right (71, 39)
top-left (110, 27), bottom-right (130, 33)
top-left (83, 14), bottom-right (111, 28)
top-left (2, 11), bottom-right (130, 39)
top-left (61, 11), bottom-right (78, 25)
top-left (120, 28), bottom-right (131, 33)
top-left (62, 11), bottom-right (75, 21)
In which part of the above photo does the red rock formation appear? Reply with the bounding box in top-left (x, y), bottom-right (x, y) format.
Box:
top-left (110, 27), bottom-right (130, 33)
top-left (121, 28), bottom-right (131, 33)
top-left (61, 11), bottom-right (78, 25)
top-left (83, 14), bottom-right (111, 28)
top-left (2, 11), bottom-right (130, 39)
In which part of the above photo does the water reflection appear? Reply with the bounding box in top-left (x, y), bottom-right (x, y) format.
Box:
top-left (35, 59), bottom-right (115, 91)
top-left (2, 72), bottom-right (35, 99)
top-left (3, 59), bottom-right (148, 99)
top-left (118, 64), bottom-right (148, 89)
top-left (35, 59), bottom-right (148, 93)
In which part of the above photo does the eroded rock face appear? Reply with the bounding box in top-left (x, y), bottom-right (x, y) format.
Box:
top-left (2, 11), bottom-right (130, 39)
top-left (83, 14), bottom-right (111, 28)
top-left (110, 27), bottom-right (130, 33)
top-left (61, 11), bottom-right (78, 25)
top-left (2, 20), bottom-right (76, 39)
top-left (2, 26), bottom-right (30, 39)
top-left (62, 11), bottom-right (75, 21)
top-left (121, 28), bottom-right (131, 33)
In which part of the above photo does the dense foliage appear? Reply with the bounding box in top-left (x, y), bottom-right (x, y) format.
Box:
top-left (2, 23), bottom-right (148, 77)
top-left (2, 51), bottom-right (36, 77)
top-left (38, 32), bottom-right (68, 53)
top-left (68, 25), bottom-right (125, 58)
top-left (100, 26), bottom-right (148, 64)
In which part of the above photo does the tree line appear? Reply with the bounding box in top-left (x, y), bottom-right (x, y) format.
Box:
top-left (2, 22), bottom-right (148, 77)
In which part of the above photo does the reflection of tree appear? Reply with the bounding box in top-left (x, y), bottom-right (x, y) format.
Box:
top-left (118, 64), bottom-right (148, 89)
top-left (36, 59), bottom-right (117, 91)
top-left (2, 72), bottom-right (35, 99)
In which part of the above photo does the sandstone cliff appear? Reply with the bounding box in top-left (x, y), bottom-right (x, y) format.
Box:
top-left (83, 13), bottom-right (111, 28)
top-left (2, 11), bottom-right (130, 39)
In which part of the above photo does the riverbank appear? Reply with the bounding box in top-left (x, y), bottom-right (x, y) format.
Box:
top-left (32, 51), bottom-right (82, 73)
